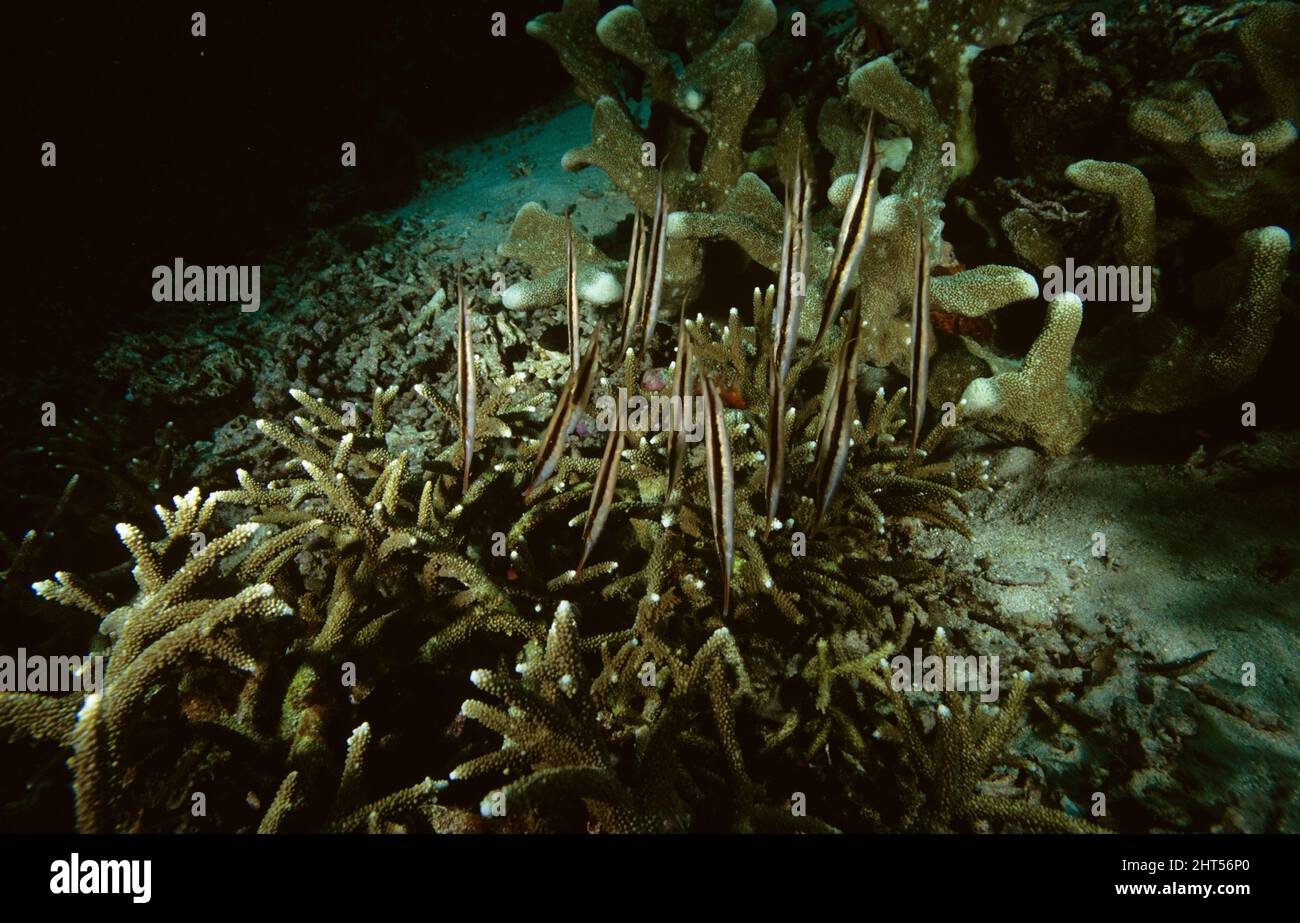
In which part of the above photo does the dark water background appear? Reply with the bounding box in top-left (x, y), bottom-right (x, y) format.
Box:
top-left (2, 0), bottom-right (568, 535)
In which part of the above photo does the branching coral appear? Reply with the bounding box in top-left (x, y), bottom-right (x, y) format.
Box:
top-left (6, 372), bottom-right (566, 831)
top-left (1063, 159), bottom-right (1157, 267)
top-left (558, 0), bottom-right (776, 211)
top-left (260, 722), bottom-right (445, 834)
top-left (961, 293), bottom-right (1090, 456)
top-left (23, 489), bottom-right (293, 832)
top-left (577, 284), bottom-right (991, 624)
top-left (523, 0), bottom-right (779, 302)
top-left (16, 1), bottom-right (1269, 833)
top-left (499, 203), bottom-right (624, 312)
top-left (452, 602), bottom-right (755, 832)
top-left (670, 55), bottom-right (1040, 375)
top-left (433, 267), bottom-right (1031, 828)
top-left (851, 0), bottom-right (1073, 177)
top-left (878, 628), bottom-right (1100, 833)
top-left (1092, 223), bottom-right (1292, 414)
top-left (1238, 1), bottom-right (1300, 127)
top-left (1129, 79), bottom-right (1298, 228)
top-left (0, 475), bottom-right (79, 606)
top-left (936, 4), bottom-right (1295, 451)
top-left (988, 149), bottom-right (1292, 428)
top-left (452, 0), bottom-right (1300, 469)
top-left (9, 227), bottom-right (1026, 832)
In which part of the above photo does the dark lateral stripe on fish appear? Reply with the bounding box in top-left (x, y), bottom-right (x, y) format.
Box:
top-left (578, 425), bottom-right (624, 574)
top-left (639, 172), bottom-right (669, 356)
top-left (619, 209), bottom-right (646, 354)
top-left (772, 149), bottom-right (812, 385)
top-left (812, 292), bottom-right (863, 526)
top-left (457, 281), bottom-right (477, 494)
top-left (566, 218), bottom-right (581, 376)
top-left (762, 148), bottom-right (810, 530)
top-left (813, 112), bottom-right (880, 354)
top-left (665, 301), bottom-right (693, 501)
top-left (524, 321), bottom-right (603, 499)
top-left (764, 352), bottom-right (786, 536)
top-left (701, 373), bottom-right (735, 616)
top-left (909, 214), bottom-right (931, 458)
top-left (1138, 648), bottom-right (1216, 676)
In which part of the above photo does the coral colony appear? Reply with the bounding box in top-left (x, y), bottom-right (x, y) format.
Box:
top-left (2, 1), bottom-right (1296, 836)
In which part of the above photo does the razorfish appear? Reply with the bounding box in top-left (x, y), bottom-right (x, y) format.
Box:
top-left (772, 147), bottom-right (812, 386)
top-left (763, 351), bottom-right (785, 537)
top-left (523, 322), bottom-right (602, 500)
top-left (565, 218), bottom-right (581, 376)
top-left (618, 208), bottom-right (647, 354)
top-left (812, 112), bottom-right (880, 354)
top-left (577, 423), bottom-right (623, 575)
top-left (665, 298), bottom-right (694, 501)
top-left (700, 372), bottom-right (735, 615)
top-left (637, 170), bottom-right (669, 356)
top-left (811, 290), bottom-right (864, 527)
top-left (909, 211), bottom-right (931, 458)
top-left (763, 149), bottom-right (813, 531)
top-left (456, 280), bottom-right (476, 494)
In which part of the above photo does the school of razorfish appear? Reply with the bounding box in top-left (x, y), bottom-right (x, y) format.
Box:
top-left (449, 108), bottom-right (933, 616)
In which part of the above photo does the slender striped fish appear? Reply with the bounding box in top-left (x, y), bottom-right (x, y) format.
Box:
top-left (763, 351), bottom-right (785, 537)
top-left (565, 217), bottom-right (581, 376)
top-left (811, 291), bottom-right (864, 527)
top-left (638, 170), bottom-right (669, 356)
top-left (618, 208), bottom-right (647, 354)
top-left (812, 112), bottom-right (880, 354)
top-left (523, 321), bottom-right (603, 500)
top-left (456, 281), bottom-right (477, 494)
top-left (664, 299), bottom-right (693, 501)
top-left (772, 148), bottom-right (812, 385)
top-left (909, 212), bottom-right (931, 458)
top-left (759, 148), bottom-right (811, 530)
top-left (701, 372), bottom-right (735, 616)
top-left (577, 425), bottom-right (623, 574)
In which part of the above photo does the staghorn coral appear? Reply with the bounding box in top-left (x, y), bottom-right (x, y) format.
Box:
top-left (436, 266), bottom-right (1065, 830)
top-left (260, 721), bottom-right (446, 834)
top-left (568, 285), bottom-right (992, 625)
top-left (17, 1), bottom-right (1289, 834)
top-left (5, 240), bottom-right (1053, 832)
top-left (22, 489), bottom-right (298, 832)
top-left (0, 475), bottom-right (79, 608)
top-left (452, 602), bottom-right (756, 832)
top-left (877, 627), bottom-right (1100, 833)
top-left (19, 415), bottom-right (190, 535)
top-left (226, 380), bottom-right (560, 663)
top-left (7, 373), bottom-right (567, 831)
